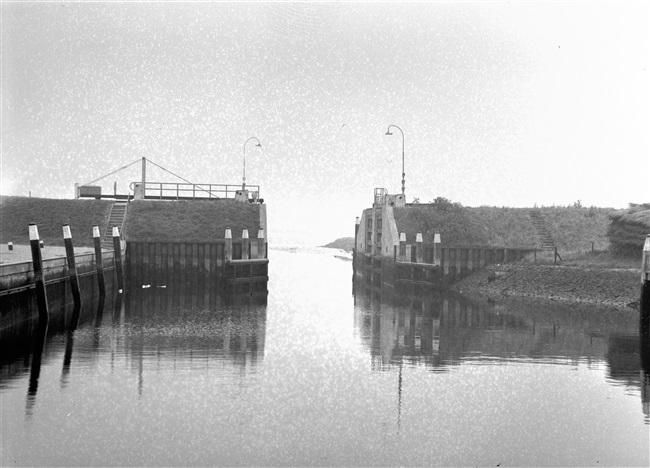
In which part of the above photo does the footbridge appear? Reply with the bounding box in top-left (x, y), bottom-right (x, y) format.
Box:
top-left (74, 157), bottom-right (261, 203)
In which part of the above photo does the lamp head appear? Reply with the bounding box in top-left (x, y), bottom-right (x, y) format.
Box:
top-left (385, 131), bottom-right (393, 136)
top-left (256, 143), bottom-right (262, 147)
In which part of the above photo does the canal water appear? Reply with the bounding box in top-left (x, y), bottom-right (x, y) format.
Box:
top-left (1, 248), bottom-right (648, 466)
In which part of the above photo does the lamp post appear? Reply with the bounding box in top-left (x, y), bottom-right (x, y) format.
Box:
top-left (385, 125), bottom-right (405, 195)
top-left (243, 137), bottom-right (262, 190)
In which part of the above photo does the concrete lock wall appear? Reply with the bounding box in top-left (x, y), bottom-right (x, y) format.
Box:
top-left (0, 251), bottom-right (117, 295)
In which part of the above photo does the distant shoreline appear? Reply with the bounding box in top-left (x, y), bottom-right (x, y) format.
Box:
top-left (320, 237), bottom-right (354, 252)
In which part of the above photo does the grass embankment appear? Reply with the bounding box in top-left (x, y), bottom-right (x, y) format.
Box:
top-left (538, 206), bottom-right (616, 252)
top-left (0, 196), bottom-right (113, 248)
top-left (445, 204), bottom-right (647, 309)
top-left (607, 203), bottom-right (650, 255)
top-left (125, 199), bottom-right (261, 242)
top-left (394, 204), bottom-right (539, 247)
top-left (394, 203), bottom-right (620, 252)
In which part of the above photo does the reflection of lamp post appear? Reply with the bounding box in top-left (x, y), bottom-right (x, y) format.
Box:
top-left (385, 125), bottom-right (405, 195)
top-left (243, 137), bottom-right (262, 190)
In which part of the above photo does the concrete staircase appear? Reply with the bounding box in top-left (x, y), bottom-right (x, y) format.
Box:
top-left (529, 210), bottom-right (555, 251)
top-left (102, 201), bottom-right (128, 250)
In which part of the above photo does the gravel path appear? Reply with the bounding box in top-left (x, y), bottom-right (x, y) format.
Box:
top-left (452, 262), bottom-right (642, 311)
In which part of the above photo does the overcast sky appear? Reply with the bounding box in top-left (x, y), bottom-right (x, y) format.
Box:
top-left (2, 1), bottom-right (648, 245)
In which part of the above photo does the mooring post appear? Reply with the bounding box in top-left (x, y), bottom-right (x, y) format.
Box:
top-left (416, 233), bottom-right (423, 264)
top-left (242, 229), bottom-right (250, 260)
top-left (8, 242), bottom-right (13, 251)
top-left (399, 233), bottom-right (406, 262)
top-left (39, 240), bottom-right (44, 249)
top-left (354, 217), bottom-right (360, 265)
top-left (112, 227), bottom-right (124, 292)
top-left (29, 223), bottom-right (49, 321)
top-left (257, 229), bottom-right (265, 259)
top-left (92, 225), bottom-right (106, 296)
top-left (225, 228), bottom-right (233, 262)
top-left (433, 233), bottom-right (441, 267)
top-left (62, 224), bottom-right (82, 308)
top-left (640, 234), bottom-right (650, 337)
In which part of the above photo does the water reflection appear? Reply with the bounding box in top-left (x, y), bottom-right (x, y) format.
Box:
top-left (25, 318), bottom-right (48, 420)
top-left (1, 249), bottom-right (648, 466)
top-left (1, 273), bottom-right (267, 421)
top-left (354, 278), bottom-right (649, 422)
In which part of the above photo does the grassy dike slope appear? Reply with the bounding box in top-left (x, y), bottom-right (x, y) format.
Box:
top-left (393, 204), bottom-right (616, 249)
top-left (124, 199), bottom-right (262, 242)
top-left (0, 196), bottom-right (262, 249)
top-left (0, 196), bottom-right (113, 248)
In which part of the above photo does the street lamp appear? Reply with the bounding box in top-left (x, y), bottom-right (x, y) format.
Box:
top-left (385, 125), bottom-right (405, 195)
top-left (243, 137), bottom-right (262, 190)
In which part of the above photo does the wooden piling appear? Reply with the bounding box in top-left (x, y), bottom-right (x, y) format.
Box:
top-left (62, 224), bottom-right (81, 308)
top-left (416, 233), bottom-right (423, 263)
top-left (242, 229), bottom-right (250, 260)
top-left (112, 226), bottom-right (124, 292)
top-left (399, 233), bottom-right (406, 262)
top-left (257, 229), bottom-right (265, 260)
top-left (225, 228), bottom-right (233, 262)
top-left (29, 223), bottom-right (49, 321)
top-left (641, 235), bottom-right (650, 337)
top-left (93, 226), bottom-right (106, 296)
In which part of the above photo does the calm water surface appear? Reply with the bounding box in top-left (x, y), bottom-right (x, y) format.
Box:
top-left (1, 248), bottom-right (648, 466)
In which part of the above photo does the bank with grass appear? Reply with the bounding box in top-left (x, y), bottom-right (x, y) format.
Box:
top-left (451, 252), bottom-right (642, 311)
top-left (352, 193), bottom-right (648, 309)
top-left (449, 204), bottom-right (650, 311)
top-left (1, 196), bottom-right (265, 250)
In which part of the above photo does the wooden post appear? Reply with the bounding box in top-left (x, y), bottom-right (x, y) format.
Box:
top-left (112, 226), bottom-right (124, 292)
top-left (62, 224), bottom-right (81, 308)
top-left (7, 242), bottom-right (13, 251)
top-left (257, 229), bottom-right (265, 259)
top-left (141, 157), bottom-right (146, 198)
top-left (29, 223), bottom-right (49, 321)
top-left (554, 246), bottom-right (562, 264)
top-left (641, 235), bottom-right (650, 337)
top-left (225, 228), bottom-right (233, 262)
top-left (399, 232), bottom-right (406, 262)
top-left (242, 229), bottom-right (250, 260)
top-left (354, 217), bottom-right (360, 266)
top-left (250, 238), bottom-right (259, 260)
top-left (416, 233), bottom-right (423, 263)
top-left (433, 233), bottom-right (441, 267)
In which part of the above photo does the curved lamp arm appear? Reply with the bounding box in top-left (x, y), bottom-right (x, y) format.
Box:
top-left (243, 137), bottom-right (262, 189)
top-left (385, 125), bottom-right (405, 195)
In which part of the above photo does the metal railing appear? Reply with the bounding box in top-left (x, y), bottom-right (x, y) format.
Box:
top-left (374, 187), bottom-right (388, 206)
top-left (143, 182), bottom-right (260, 200)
